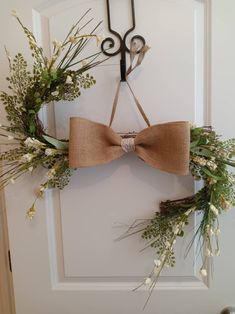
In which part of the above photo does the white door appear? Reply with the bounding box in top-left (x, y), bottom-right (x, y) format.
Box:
top-left (1, 1), bottom-right (235, 313)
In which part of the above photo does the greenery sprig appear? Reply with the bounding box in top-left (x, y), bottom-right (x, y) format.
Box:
top-left (121, 126), bottom-right (235, 309)
top-left (0, 11), bottom-right (106, 217)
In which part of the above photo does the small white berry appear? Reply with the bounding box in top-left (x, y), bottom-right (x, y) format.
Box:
top-left (154, 259), bottom-right (161, 267)
top-left (210, 204), bottom-right (219, 216)
top-left (65, 75), bottom-right (73, 84)
top-left (165, 241), bottom-right (171, 248)
top-left (200, 268), bottom-right (207, 277)
top-left (51, 90), bottom-right (59, 96)
top-left (144, 277), bottom-right (152, 285)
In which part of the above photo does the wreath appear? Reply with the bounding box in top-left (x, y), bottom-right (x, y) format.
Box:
top-left (1, 11), bottom-right (235, 309)
top-left (0, 10), bottom-right (104, 214)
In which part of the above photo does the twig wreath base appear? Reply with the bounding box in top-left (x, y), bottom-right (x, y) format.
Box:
top-left (1, 12), bottom-right (235, 310)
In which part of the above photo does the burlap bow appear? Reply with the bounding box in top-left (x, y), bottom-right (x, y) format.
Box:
top-left (69, 117), bottom-right (190, 175)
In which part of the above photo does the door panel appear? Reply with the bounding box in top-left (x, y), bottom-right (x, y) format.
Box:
top-left (1, 1), bottom-right (235, 314)
top-left (38, 0), bottom-right (204, 285)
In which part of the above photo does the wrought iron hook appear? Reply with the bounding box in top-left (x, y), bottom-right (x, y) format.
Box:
top-left (101, 0), bottom-right (146, 81)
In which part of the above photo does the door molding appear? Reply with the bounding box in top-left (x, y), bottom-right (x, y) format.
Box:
top-left (32, 0), bottom-right (212, 291)
top-left (0, 188), bottom-right (15, 314)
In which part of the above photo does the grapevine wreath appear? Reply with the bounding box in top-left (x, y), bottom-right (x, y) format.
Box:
top-left (1, 11), bottom-right (235, 308)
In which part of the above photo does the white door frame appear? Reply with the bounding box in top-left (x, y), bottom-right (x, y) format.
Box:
top-left (0, 189), bottom-right (15, 314)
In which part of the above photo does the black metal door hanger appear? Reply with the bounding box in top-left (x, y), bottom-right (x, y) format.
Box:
top-left (101, 0), bottom-right (146, 81)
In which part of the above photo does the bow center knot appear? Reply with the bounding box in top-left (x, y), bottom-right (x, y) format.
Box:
top-left (121, 137), bottom-right (135, 153)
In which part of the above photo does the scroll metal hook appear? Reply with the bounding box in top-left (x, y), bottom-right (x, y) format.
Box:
top-left (101, 0), bottom-right (146, 81)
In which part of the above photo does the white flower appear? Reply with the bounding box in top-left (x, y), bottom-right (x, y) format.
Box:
top-left (208, 177), bottom-right (217, 185)
top-left (45, 149), bottom-right (52, 156)
top-left (205, 224), bottom-right (210, 231)
top-left (51, 90), bottom-right (59, 96)
top-left (46, 168), bottom-right (56, 179)
top-left (193, 156), bottom-right (207, 166)
top-left (24, 137), bottom-right (34, 146)
top-left (45, 148), bottom-right (57, 156)
top-left (205, 224), bottom-right (214, 236)
top-left (96, 34), bottom-right (106, 46)
top-left (210, 204), bottom-right (219, 216)
top-left (207, 160), bottom-right (217, 171)
top-left (26, 204), bottom-right (36, 220)
top-left (144, 277), bottom-right (152, 285)
top-left (8, 135), bottom-right (14, 140)
top-left (165, 241), bottom-right (171, 248)
top-left (65, 75), bottom-right (73, 84)
top-left (200, 268), bottom-right (207, 277)
top-left (154, 259), bottom-right (161, 267)
top-left (28, 166), bottom-right (34, 172)
top-left (10, 178), bottom-right (15, 184)
top-left (24, 137), bottom-right (44, 149)
top-left (40, 186), bottom-right (45, 192)
top-left (209, 228), bottom-right (214, 236)
top-left (20, 153), bottom-right (34, 163)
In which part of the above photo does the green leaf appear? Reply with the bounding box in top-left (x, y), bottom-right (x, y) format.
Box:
top-left (191, 127), bottom-right (203, 136)
top-left (29, 120), bottom-right (36, 134)
top-left (190, 147), bottom-right (213, 157)
top-left (43, 135), bottom-right (68, 150)
top-left (50, 69), bottom-right (58, 80)
top-left (202, 167), bottom-right (223, 180)
top-left (190, 140), bottom-right (199, 148)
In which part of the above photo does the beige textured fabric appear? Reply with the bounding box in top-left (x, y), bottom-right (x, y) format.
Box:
top-left (69, 117), bottom-right (190, 175)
